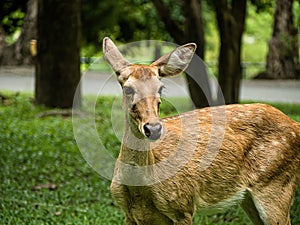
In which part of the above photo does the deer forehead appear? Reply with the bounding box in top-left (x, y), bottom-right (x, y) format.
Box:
top-left (121, 65), bottom-right (163, 95)
top-left (119, 65), bottom-right (159, 82)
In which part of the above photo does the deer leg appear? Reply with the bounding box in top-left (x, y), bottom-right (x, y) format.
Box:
top-left (245, 185), bottom-right (293, 225)
top-left (110, 183), bottom-right (137, 225)
top-left (241, 191), bottom-right (265, 225)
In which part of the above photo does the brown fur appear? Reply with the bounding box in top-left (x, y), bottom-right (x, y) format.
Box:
top-left (103, 37), bottom-right (300, 225)
top-left (112, 103), bottom-right (300, 225)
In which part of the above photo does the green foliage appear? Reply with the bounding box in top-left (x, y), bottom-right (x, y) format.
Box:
top-left (0, 94), bottom-right (123, 224)
top-left (202, 1), bottom-right (219, 61)
top-left (0, 0), bottom-right (26, 45)
top-left (250, 0), bottom-right (274, 13)
top-left (80, 0), bottom-right (276, 68)
top-left (81, 0), bottom-right (171, 56)
top-left (81, 0), bottom-right (119, 46)
top-left (0, 93), bottom-right (299, 224)
top-left (1, 8), bottom-right (25, 32)
top-left (1, 8), bottom-right (25, 44)
top-left (0, 0), bottom-right (26, 22)
top-left (0, 0), bottom-right (280, 67)
top-left (293, 1), bottom-right (300, 29)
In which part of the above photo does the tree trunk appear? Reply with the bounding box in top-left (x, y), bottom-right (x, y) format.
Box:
top-left (266, 0), bottom-right (299, 79)
top-left (151, 0), bottom-right (186, 45)
top-left (152, 0), bottom-right (212, 108)
top-left (35, 0), bottom-right (81, 108)
top-left (213, 0), bottom-right (247, 104)
top-left (0, 26), bottom-right (6, 56)
top-left (0, 0), bottom-right (37, 66)
top-left (184, 0), bottom-right (211, 108)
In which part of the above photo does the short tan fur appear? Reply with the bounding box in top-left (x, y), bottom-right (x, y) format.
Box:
top-left (103, 37), bottom-right (300, 225)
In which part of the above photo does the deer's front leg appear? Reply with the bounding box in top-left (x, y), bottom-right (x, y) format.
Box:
top-left (110, 182), bottom-right (136, 224)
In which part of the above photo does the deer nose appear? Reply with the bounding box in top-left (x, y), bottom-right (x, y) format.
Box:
top-left (143, 122), bottom-right (162, 140)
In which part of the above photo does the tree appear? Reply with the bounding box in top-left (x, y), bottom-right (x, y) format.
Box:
top-left (212, 0), bottom-right (247, 104)
top-left (81, 0), bottom-right (118, 47)
top-left (0, 0), bottom-right (36, 65)
top-left (81, 0), bottom-right (172, 55)
top-left (35, 0), bottom-right (81, 108)
top-left (152, 0), bottom-right (212, 108)
top-left (266, 0), bottom-right (299, 79)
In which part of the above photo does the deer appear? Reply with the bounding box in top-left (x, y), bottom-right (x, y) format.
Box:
top-left (103, 37), bottom-right (300, 225)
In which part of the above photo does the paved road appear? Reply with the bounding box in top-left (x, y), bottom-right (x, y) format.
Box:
top-left (0, 66), bottom-right (299, 103)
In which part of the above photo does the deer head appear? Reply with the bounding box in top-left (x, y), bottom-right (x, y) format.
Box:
top-left (103, 37), bottom-right (196, 140)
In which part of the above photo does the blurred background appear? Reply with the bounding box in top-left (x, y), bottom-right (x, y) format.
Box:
top-left (0, 0), bottom-right (299, 108)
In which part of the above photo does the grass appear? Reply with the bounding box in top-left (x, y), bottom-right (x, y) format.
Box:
top-left (0, 93), bottom-right (299, 224)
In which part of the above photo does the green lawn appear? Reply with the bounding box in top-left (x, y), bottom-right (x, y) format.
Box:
top-left (0, 93), bottom-right (299, 224)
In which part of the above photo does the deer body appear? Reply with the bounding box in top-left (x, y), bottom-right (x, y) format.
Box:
top-left (103, 37), bottom-right (300, 225)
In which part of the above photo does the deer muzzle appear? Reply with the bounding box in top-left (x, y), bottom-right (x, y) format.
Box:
top-left (143, 122), bottom-right (162, 140)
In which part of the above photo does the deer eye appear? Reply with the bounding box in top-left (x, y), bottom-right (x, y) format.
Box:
top-left (124, 86), bottom-right (135, 95)
top-left (158, 86), bottom-right (164, 95)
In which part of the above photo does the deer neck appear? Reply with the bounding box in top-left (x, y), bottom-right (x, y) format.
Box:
top-left (119, 117), bottom-right (155, 167)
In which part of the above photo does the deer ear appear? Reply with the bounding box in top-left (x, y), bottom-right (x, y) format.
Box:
top-left (151, 43), bottom-right (196, 77)
top-left (103, 37), bottom-right (131, 73)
